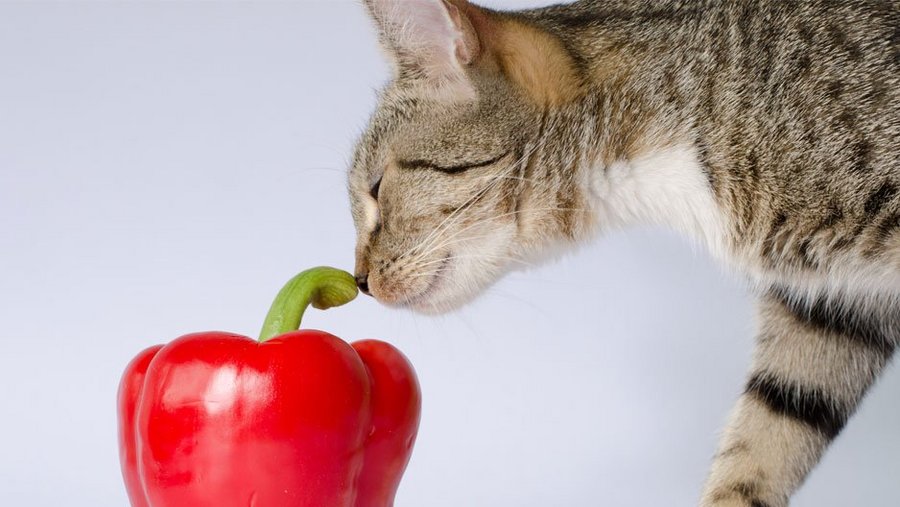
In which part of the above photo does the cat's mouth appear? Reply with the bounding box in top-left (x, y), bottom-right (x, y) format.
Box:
top-left (402, 252), bottom-right (453, 311)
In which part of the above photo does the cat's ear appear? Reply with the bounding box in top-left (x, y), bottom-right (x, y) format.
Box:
top-left (363, 0), bottom-right (481, 97)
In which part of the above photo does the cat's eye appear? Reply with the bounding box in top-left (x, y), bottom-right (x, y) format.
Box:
top-left (397, 151), bottom-right (510, 174)
top-left (370, 177), bottom-right (382, 200)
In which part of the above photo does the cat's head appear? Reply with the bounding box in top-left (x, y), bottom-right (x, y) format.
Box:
top-left (349, 0), bottom-right (590, 313)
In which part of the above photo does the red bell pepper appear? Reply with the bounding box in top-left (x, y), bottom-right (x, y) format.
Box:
top-left (117, 267), bottom-right (421, 507)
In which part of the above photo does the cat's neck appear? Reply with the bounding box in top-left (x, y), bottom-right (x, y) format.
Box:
top-left (515, 101), bottom-right (729, 263)
top-left (587, 143), bottom-right (730, 259)
top-left (515, 3), bottom-right (730, 258)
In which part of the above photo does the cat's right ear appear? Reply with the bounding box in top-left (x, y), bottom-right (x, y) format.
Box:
top-left (362, 0), bottom-right (482, 99)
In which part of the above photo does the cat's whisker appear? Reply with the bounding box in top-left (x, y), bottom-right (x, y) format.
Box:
top-left (295, 166), bottom-right (345, 174)
top-left (398, 175), bottom-right (499, 260)
top-left (408, 205), bottom-right (592, 261)
top-left (407, 253), bottom-right (535, 271)
top-left (401, 135), bottom-right (550, 260)
top-left (406, 172), bottom-right (515, 258)
top-left (400, 148), bottom-right (531, 259)
top-left (402, 237), bottom-right (505, 270)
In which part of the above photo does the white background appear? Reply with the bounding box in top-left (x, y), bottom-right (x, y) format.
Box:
top-left (1, 1), bottom-right (897, 506)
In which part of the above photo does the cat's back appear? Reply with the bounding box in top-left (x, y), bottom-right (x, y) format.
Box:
top-left (529, 0), bottom-right (899, 289)
top-left (681, 0), bottom-right (900, 289)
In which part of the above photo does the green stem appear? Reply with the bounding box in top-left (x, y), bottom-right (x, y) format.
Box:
top-left (258, 266), bottom-right (358, 342)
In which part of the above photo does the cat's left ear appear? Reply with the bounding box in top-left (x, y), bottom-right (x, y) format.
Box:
top-left (363, 0), bottom-right (482, 97)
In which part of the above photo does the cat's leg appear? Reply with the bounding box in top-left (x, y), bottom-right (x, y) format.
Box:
top-left (700, 288), bottom-right (897, 507)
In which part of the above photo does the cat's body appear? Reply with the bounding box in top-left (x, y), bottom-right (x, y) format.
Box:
top-left (348, 1), bottom-right (899, 505)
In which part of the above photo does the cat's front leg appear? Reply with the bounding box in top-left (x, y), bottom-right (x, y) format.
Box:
top-left (700, 288), bottom-right (897, 507)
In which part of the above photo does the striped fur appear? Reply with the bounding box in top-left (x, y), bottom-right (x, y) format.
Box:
top-left (703, 290), bottom-right (897, 506)
top-left (348, 1), bottom-right (899, 503)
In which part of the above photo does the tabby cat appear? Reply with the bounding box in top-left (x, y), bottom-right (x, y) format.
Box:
top-left (347, 1), bottom-right (899, 505)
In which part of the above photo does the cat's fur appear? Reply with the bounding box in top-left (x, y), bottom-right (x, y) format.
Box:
top-left (348, 1), bottom-right (899, 505)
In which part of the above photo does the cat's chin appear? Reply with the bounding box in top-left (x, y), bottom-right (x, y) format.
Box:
top-left (392, 274), bottom-right (474, 315)
top-left (402, 291), bottom-right (474, 315)
top-left (398, 262), bottom-right (517, 315)
top-left (370, 284), bottom-right (468, 315)
top-left (380, 270), bottom-right (483, 316)
top-left (372, 246), bottom-right (523, 314)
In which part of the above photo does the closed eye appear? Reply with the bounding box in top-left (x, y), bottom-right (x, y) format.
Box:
top-left (396, 151), bottom-right (509, 174)
top-left (370, 176), bottom-right (382, 200)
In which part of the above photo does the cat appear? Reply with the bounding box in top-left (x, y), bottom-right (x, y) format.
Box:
top-left (347, 1), bottom-right (899, 505)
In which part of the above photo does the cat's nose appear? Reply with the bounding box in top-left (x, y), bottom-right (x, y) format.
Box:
top-left (355, 273), bottom-right (371, 296)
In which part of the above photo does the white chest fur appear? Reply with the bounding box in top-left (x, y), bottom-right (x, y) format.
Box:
top-left (588, 144), bottom-right (730, 261)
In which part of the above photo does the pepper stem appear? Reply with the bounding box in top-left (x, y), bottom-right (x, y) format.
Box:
top-left (258, 266), bottom-right (358, 342)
